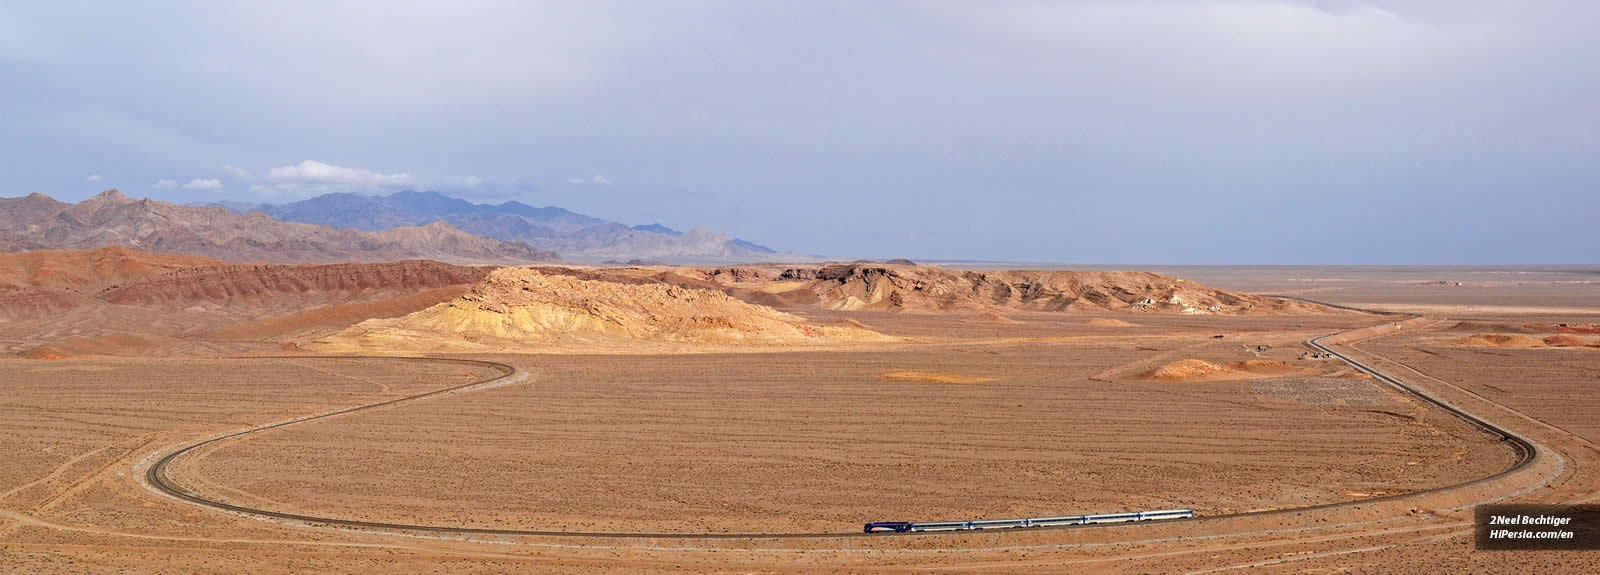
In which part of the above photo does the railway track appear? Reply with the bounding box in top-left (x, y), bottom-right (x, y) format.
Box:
top-left (143, 303), bottom-right (1543, 540)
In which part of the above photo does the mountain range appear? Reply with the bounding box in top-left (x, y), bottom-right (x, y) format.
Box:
top-left (1, 190), bottom-right (558, 264)
top-left (210, 191), bottom-right (777, 262)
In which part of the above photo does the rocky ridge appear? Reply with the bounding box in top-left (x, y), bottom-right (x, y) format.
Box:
top-left (669, 263), bottom-right (1343, 315)
top-left (0, 190), bottom-right (559, 264)
top-left (313, 267), bottom-right (892, 351)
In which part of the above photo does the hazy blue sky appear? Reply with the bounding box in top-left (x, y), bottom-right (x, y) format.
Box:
top-left (2, 1), bottom-right (1595, 263)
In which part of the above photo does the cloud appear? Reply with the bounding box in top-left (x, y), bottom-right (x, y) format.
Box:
top-left (152, 178), bottom-right (176, 189)
top-left (3, 2), bottom-right (1596, 264)
top-left (266, 160), bottom-right (413, 187)
top-left (441, 175), bottom-right (483, 188)
top-left (183, 178), bottom-right (223, 190)
top-left (592, 174), bottom-right (612, 185)
top-left (221, 165), bottom-right (253, 180)
top-left (29, 108), bottom-right (233, 169)
top-left (85, 174), bottom-right (101, 182)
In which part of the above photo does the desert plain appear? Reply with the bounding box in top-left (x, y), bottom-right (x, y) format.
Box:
top-left (2, 254), bottom-right (1598, 573)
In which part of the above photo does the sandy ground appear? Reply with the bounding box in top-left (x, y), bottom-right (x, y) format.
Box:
top-left (1362, 329), bottom-right (1600, 445)
top-left (1136, 264), bottom-right (1600, 316)
top-left (177, 344), bottom-right (1504, 534)
top-left (1, 268), bottom-right (1598, 572)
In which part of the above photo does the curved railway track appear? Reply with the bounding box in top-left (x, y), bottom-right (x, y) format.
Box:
top-left (144, 303), bottom-right (1543, 540)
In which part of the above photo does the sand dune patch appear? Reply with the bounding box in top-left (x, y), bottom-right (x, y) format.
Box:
top-left (1541, 334), bottom-right (1599, 348)
top-left (1449, 333), bottom-right (1599, 349)
top-left (1139, 359), bottom-right (1318, 382)
top-left (1554, 324), bottom-right (1600, 334)
top-left (878, 370), bottom-right (995, 384)
top-left (1085, 318), bottom-right (1140, 327)
top-left (757, 281), bottom-right (811, 294)
top-left (964, 312), bottom-right (1022, 324)
top-left (1445, 321), bottom-right (1600, 335)
top-left (828, 318), bottom-right (872, 330)
top-left (20, 334), bottom-right (187, 359)
top-left (1445, 321), bottom-right (1541, 334)
top-left (1453, 334), bottom-right (1545, 348)
top-left (20, 348), bottom-right (68, 360)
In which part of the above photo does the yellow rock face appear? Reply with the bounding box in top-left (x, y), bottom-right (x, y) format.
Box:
top-left (310, 267), bottom-right (893, 352)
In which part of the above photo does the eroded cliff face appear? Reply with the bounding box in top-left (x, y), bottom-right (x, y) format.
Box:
top-left (98, 260), bottom-right (492, 309)
top-left (312, 267), bottom-right (893, 352)
top-left (686, 263), bottom-right (1340, 315)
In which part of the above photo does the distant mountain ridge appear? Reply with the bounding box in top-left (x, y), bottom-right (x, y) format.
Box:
top-left (252, 190), bottom-right (777, 261)
top-left (1, 190), bottom-right (558, 265)
top-left (630, 223), bottom-right (681, 236)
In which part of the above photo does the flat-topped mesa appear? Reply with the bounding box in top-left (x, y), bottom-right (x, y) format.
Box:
top-left (311, 267), bottom-right (892, 352)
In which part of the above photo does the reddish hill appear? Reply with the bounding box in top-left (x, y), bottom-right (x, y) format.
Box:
top-left (0, 247), bottom-right (229, 320)
top-left (0, 246), bottom-right (225, 293)
top-left (0, 289), bottom-right (99, 319)
top-left (2, 249), bottom-right (496, 358)
top-left (101, 260), bottom-right (493, 310)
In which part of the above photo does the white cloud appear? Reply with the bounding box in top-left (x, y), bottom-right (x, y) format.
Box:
top-left (85, 174), bottom-right (101, 182)
top-left (567, 177), bottom-right (586, 184)
top-left (266, 160), bottom-right (413, 187)
top-left (153, 178), bottom-right (176, 189)
top-left (221, 165), bottom-right (253, 180)
top-left (183, 178), bottom-right (223, 190)
top-left (592, 174), bottom-right (612, 185)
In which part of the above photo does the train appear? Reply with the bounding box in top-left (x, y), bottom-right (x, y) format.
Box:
top-left (863, 509), bottom-right (1192, 533)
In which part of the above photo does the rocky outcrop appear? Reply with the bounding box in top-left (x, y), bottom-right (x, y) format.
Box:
top-left (691, 263), bottom-right (1340, 315)
top-left (0, 246), bottom-right (224, 293)
top-left (0, 248), bottom-right (492, 323)
top-left (313, 267), bottom-right (892, 351)
top-left (99, 260), bottom-right (494, 309)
